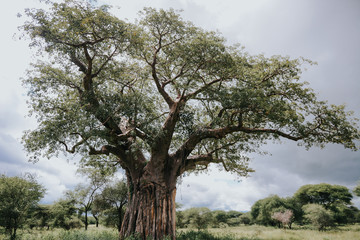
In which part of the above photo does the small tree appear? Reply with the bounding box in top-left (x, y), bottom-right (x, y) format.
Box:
top-left (303, 204), bottom-right (334, 231)
top-left (66, 166), bottom-right (111, 230)
top-left (29, 204), bottom-right (52, 230)
top-left (92, 179), bottom-right (128, 232)
top-left (271, 209), bottom-right (294, 229)
top-left (0, 174), bottom-right (45, 240)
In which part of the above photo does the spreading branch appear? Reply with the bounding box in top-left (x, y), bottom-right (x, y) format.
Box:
top-left (59, 138), bottom-right (88, 153)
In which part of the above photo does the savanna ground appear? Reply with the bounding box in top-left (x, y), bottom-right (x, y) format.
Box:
top-left (1, 224), bottom-right (359, 240)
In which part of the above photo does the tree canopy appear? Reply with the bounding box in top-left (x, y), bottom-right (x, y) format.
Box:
top-left (0, 174), bottom-right (45, 240)
top-left (293, 183), bottom-right (353, 208)
top-left (21, 0), bottom-right (359, 174)
top-left (19, 0), bottom-right (360, 238)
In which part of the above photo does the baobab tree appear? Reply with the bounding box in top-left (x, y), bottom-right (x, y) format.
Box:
top-left (20, 0), bottom-right (359, 239)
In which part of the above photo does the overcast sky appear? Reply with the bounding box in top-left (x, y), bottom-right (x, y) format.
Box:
top-left (1, 0), bottom-right (359, 211)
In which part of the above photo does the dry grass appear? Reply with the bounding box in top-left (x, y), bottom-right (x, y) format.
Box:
top-left (1, 224), bottom-right (359, 240)
top-left (201, 224), bottom-right (360, 240)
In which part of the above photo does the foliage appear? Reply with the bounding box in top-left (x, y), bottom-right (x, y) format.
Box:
top-left (294, 183), bottom-right (352, 207)
top-left (20, 0), bottom-right (360, 180)
top-left (176, 210), bottom-right (186, 228)
top-left (177, 208), bottom-right (245, 229)
top-left (49, 198), bottom-right (83, 230)
top-left (0, 174), bottom-right (45, 240)
top-left (180, 207), bottom-right (214, 230)
top-left (250, 195), bottom-right (291, 226)
top-left (293, 183), bottom-right (354, 224)
top-left (250, 183), bottom-right (358, 227)
top-left (354, 181), bottom-right (360, 197)
top-left (211, 210), bottom-right (243, 227)
top-left (303, 204), bottom-right (334, 231)
top-left (28, 204), bottom-right (52, 229)
top-left (238, 212), bottom-right (252, 225)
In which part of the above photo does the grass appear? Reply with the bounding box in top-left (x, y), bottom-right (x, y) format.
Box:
top-left (178, 224), bottom-right (360, 240)
top-left (0, 224), bottom-right (359, 240)
top-left (0, 226), bottom-right (118, 240)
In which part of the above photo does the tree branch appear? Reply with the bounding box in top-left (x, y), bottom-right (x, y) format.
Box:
top-left (151, 39), bottom-right (174, 108)
top-left (172, 125), bottom-right (304, 169)
top-left (91, 47), bottom-right (118, 78)
top-left (59, 138), bottom-right (88, 153)
top-left (182, 154), bottom-right (213, 172)
top-left (184, 77), bottom-right (223, 101)
top-left (70, 51), bottom-right (87, 74)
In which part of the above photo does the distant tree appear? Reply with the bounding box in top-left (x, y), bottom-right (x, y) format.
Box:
top-left (238, 212), bottom-right (251, 225)
top-left (331, 203), bottom-right (360, 225)
top-left (225, 211), bottom-right (243, 227)
top-left (349, 206), bottom-right (360, 223)
top-left (282, 196), bottom-right (303, 224)
top-left (294, 183), bottom-right (352, 208)
top-left (90, 196), bottom-right (103, 228)
top-left (294, 183), bottom-right (353, 224)
top-left (20, 0), bottom-right (360, 238)
top-left (354, 182), bottom-right (360, 197)
top-left (303, 204), bottom-right (334, 231)
top-left (0, 174), bottom-right (45, 240)
top-left (29, 204), bottom-right (52, 230)
top-left (49, 198), bottom-right (83, 230)
top-left (66, 167), bottom-right (111, 230)
top-left (182, 207), bottom-right (213, 230)
top-left (176, 210), bottom-right (185, 228)
top-left (212, 210), bottom-right (228, 227)
top-left (271, 209), bottom-right (294, 229)
top-left (92, 179), bottom-right (128, 232)
top-left (226, 210), bottom-right (243, 219)
top-left (250, 195), bottom-right (289, 226)
top-left (65, 184), bottom-right (93, 230)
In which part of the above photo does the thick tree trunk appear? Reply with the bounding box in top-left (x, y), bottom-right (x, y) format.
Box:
top-left (120, 180), bottom-right (177, 240)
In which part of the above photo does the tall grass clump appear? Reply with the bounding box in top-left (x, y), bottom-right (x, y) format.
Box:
top-left (177, 230), bottom-right (258, 240)
top-left (13, 228), bottom-right (119, 240)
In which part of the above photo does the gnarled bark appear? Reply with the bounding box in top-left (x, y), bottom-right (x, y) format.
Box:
top-left (120, 177), bottom-right (177, 240)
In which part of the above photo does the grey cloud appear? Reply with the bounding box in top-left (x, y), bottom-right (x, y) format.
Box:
top-left (0, 133), bottom-right (26, 166)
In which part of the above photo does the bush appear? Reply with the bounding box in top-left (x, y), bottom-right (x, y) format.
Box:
top-left (238, 213), bottom-right (251, 225)
top-left (303, 204), bottom-right (334, 231)
top-left (226, 218), bottom-right (241, 227)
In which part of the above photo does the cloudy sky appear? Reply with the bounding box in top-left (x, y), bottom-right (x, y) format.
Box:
top-left (1, 0), bottom-right (359, 211)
